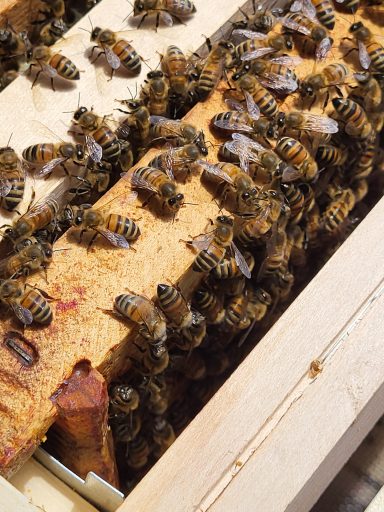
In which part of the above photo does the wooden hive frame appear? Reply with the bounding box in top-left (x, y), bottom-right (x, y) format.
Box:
top-left (0, 0), bottom-right (383, 510)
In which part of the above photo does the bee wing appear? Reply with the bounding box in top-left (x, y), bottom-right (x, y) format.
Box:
top-left (105, 46), bottom-right (121, 70)
top-left (277, 16), bottom-right (311, 35)
top-left (225, 98), bottom-right (245, 112)
top-left (282, 166), bottom-right (302, 182)
top-left (270, 55), bottom-right (303, 66)
top-left (150, 115), bottom-right (171, 125)
top-left (41, 61), bottom-right (58, 78)
top-left (122, 168), bottom-right (159, 194)
top-left (258, 72), bottom-right (298, 93)
top-left (358, 40), bottom-right (371, 70)
top-left (97, 228), bottom-right (130, 249)
top-left (189, 232), bottom-right (215, 251)
top-left (244, 90), bottom-right (261, 120)
top-left (197, 160), bottom-right (234, 184)
top-left (241, 47), bottom-right (277, 61)
top-left (316, 38), bottom-right (332, 61)
top-left (299, 113), bottom-right (339, 134)
top-left (301, 0), bottom-right (317, 19)
top-left (163, 149), bottom-right (175, 181)
top-left (214, 118), bottom-right (253, 132)
top-left (37, 157), bottom-right (67, 177)
top-left (86, 135), bottom-right (103, 163)
top-left (160, 11), bottom-right (174, 26)
top-left (0, 177), bottom-right (12, 197)
top-left (290, 0), bottom-right (303, 11)
top-left (232, 29), bottom-right (268, 39)
top-left (11, 302), bottom-right (33, 325)
top-left (231, 242), bottom-right (252, 278)
top-left (224, 141), bottom-right (257, 174)
top-left (232, 132), bottom-right (266, 153)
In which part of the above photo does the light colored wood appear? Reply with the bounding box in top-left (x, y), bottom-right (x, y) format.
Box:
top-left (366, 485), bottom-right (384, 512)
top-left (10, 458), bottom-right (98, 512)
top-left (0, 0), bottom-right (42, 32)
top-left (118, 193), bottom-right (384, 512)
top-left (0, 473), bottom-right (42, 512)
top-left (0, 0), bottom-right (250, 478)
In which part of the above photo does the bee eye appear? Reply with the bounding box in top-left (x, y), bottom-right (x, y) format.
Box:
top-left (168, 198), bottom-right (176, 206)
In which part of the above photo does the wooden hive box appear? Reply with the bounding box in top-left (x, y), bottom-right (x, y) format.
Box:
top-left (0, 0), bottom-right (384, 510)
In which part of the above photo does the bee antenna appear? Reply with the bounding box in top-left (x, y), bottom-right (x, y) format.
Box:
top-left (183, 202), bottom-right (199, 206)
top-left (6, 133), bottom-right (13, 147)
top-left (77, 92), bottom-right (81, 109)
top-left (88, 16), bottom-right (94, 33)
top-left (79, 27), bottom-right (92, 34)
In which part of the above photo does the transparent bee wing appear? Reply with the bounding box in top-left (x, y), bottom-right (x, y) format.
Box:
top-left (189, 232), bottom-right (215, 251)
top-left (290, 0), bottom-right (303, 11)
top-left (86, 135), bottom-right (103, 163)
top-left (231, 242), bottom-right (252, 278)
top-left (164, 146), bottom-right (175, 181)
top-left (31, 82), bottom-right (47, 113)
top-left (41, 61), bottom-right (58, 78)
top-left (160, 11), bottom-right (174, 26)
top-left (0, 177), bottom-right (12, 197)
top-left (302, 0), bottom-right (317, 19)
top-left (241, 47), bottom-right (277, 61)
top-left (214, 118), bottom-right (253, 132)
top-left (11, 302), bottom-right (33, 325)
top-left (299, 113), bottom-right (339, 134)
top-left (277, 17), bottom-right (311, 35)
top-left (244, 90), bottom-right (260, 120)
top-left (150, 115), bottom-right (170, 125)
top-left (224, 141), bottom-right (256, 173)
top-left (358, 40), bottom-right (371, 70)
top-left (97, 228), bottom-right (130, 249)
top-left (232, 132), bottom-right (266, 153)
top-left (258, 72), bottom-right (298, 93)
top-left (232, 29), bottom-right (268, 39)
top-left (270, 55), bottom-right (303, 66)
top-left (30, 120), bottom-right (65, 142)
top-left (122, 168), bottom-right (159, 194)
top-left (105, 46), bottom-right (121, 70)
top-left (282, 166), bottom-right (302, 182)
top-left (225, 98), bottom-right (245, 112)
top-left (197, 160), bottom-right (234, 184)
top-left (37, 157), bottom-right (67, 177)
top-left (316, 38), bottom-right (332, 61)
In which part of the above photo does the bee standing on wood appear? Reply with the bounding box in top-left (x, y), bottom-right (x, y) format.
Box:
top-left (196, 40), bottom-right (234, 101)
top-left (133, 0), bottom-right (196, 30)
top-left (141, 71), bottom-right (169, 116)
top-left (0, 145), bottom-right (25, 212)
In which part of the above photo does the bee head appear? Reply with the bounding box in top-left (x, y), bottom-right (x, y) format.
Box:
top-left (75, 144), bottom-right (86, 161)
top-left (312, 26), bottom-right (327, 42)
top-left (166, 193), bottom-right (184, 212)
top-left (0, 30), bottom-right (12, 46)
top-left (90, 27), bottom-right (102, 41)
top-left (216, 215), bottom-right (233, 227)
top-left (74, 106), bottom-right (88, 121)
top-left (147, 70), bottom-right (164, 79)
top-left (350, 21), bottom-right (363, 33)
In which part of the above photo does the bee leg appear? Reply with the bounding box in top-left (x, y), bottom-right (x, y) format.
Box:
top-left (140, 193), bottom-right (155, 208)
top-left (86, 231), bottom-right (99, 251)
top-left (171, 15), bottom-right (187, 26)
top-left (334, 85), bottom-right (344, 97)
top-left (26, 63), bottom-right (37, 76)
top-left (322, 90), bottom-right (330, 111)
top-left (90, 49), bottom-right (104, 65)
top-left (155, 12), bottom-right (160, 32)
top-left (60, 163), bottom-right (70, 176)
top-left (342, 47), bottom-right (358, 59)
top-left (137, 13), bottom-right (148, 29)
top-left (50, 77), bottom-right (56, 92)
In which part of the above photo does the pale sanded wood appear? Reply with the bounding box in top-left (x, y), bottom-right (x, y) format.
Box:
top-left (0, 473), bottom-right (42, 512)
top-left (10, 458), bottom-right (98, 512)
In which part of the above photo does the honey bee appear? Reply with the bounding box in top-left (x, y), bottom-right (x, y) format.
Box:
top-left (199, 160), bottom-right (259, 213)
top-left (0, 278), bottom-right (52, 325)
top-left (305, 202), bottom-right (321, 246)
top-left (26, 45), bottom-right (80, 90)
top-left (233, 56), bottom-right (301, 95)
top-left (148, 143), bottom-right (202, 180)
top-left (287, 224), bottom-right (307, 267)
top-left (37, 18), bottom-right (67, 46)
top-left (351, 178), bottom-right (368, 203)
top-left (22, 142), bottom-right (86, 177)
top-left (136, 341), bottom-right (169, 375)
top-left (0, 28), bottom-right (30, 58)
top-left (179, 309), bottom-right (206, 349)
top-left (72, 106), bottom-right (117, 163)
top-left (275, 136), bottom-right (318, 182)
top-left (140, 375), bottom-right (169, 414)
top-left (281, 183), bottom-right (305, 224)
top-left (0, 69), bottom-right (19, 91)
top-left (211, 251), bottom-right (255, 279)
top-left (109, 384), bottom-right (140, 415)
top-left (282, 12), bottom-right (333, 60)
top-left (350, 139), bottom-right (376, 180)
top-left (170, 350), bottom-right (206, 380)
top-left (149, 116), bottom-right (208, 155)
top-left (116, 100), bottom-right (150, 146)
top-left (258, 206), bottom-right (290, 280)
top-left (290, 0), bottom-right (335, 30)
top-left (90, 27), bottom-right (141, 78)
top-left (39, 0), bottom-right (66, 19)
top-left (126, 435), bottom-right (150, 469)
top-left (316, 144), bottom-right (347, 167)
top-left (141, 71), bottom-right (169, 116)
top-left (193, 288), bottom-right (224, 324)
top-left (152, 416), bottom-right (176, 458)
top-left (1, 180), bottom-right (70, 244)
top-left (65, 194), bottom-right (140, 249)
top-left (168, 398), bottom-right (190, 434)
top-left (162, 45), bottom-right (188, 96)
top-left (124, 165), bottom-right (184, 213)
top-left (233, 30), bottom-right (293, 62)
top-left (233, 4), bottom-right (284, 34)
top-left (350, 72), bottom-right (383, 126)
top-left (111, 413), bottom-right (141, 443)
top-left (275, 111), bottom-right (339, 135)
top-left (246, 285), bottom-right (272, 322)
top-left (72, 160), bottom-right (112, 196)
top-left (156, 283), bottom-right (192, 329)
top-left (334, 0), bottom-right (359, 12)
top-left (114, 293), bottom-right (167, 343)
top-left (299, 63), bottom-right (351, 108)
top-left (345, 22), bottom-right (384, 73)
top-left (321, 188), bottom-right (355, 233)
top-left (196, 40), bottom-right (234, 101)
top-left (332, 98), bottom-right (372, 139)
top-left (224, 293), bottom-right (250, 330)
top-left (0, 239), bottom-right (53, 278)
top-left (270, 268), bottom-right (295, 302)
top-left (189, 215), bottom-right (251, 277)
top-left (0, 146), bottom-right (25, 212)
top-left (133, 0), bottom-right (196, 29)
top-left (235, 75), bottom-right (278, 118)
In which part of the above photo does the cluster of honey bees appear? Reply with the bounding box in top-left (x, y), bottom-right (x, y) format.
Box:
top-left (0, 0), bottom-right (383, 495)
